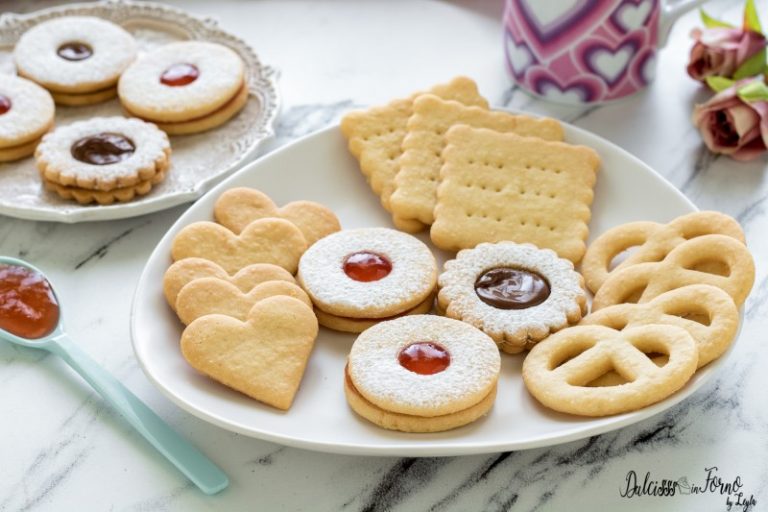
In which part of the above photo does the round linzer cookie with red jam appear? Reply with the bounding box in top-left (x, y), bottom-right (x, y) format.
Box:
top-left (438, 241), bottom-right (587, 354)
top-left (35, 116), bottom-right (170, 204)
top-left (297, 227), bottom-right (437, 333)
top-left (117, 41), bottom-right (247, 135)
top-left (14, 16), bottom-right (137, 106)
top-left (0, 74), bottom-right (54, 162)
top-left (345, 315), bottom-right (500, 432)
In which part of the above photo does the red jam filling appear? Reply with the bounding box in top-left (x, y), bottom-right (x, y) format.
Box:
top-left (343, 251), bottom-right (392, 282)
top-left (398, 342), bottom-right (451, 375)
top-left (160, 63), bottom-right (200, 86)
top-left (0, 264), bottom-right (59, 339)
top-left (57, 42), bottom-right (93, 61)
top-left (0, 95), bottom-right (11, 116)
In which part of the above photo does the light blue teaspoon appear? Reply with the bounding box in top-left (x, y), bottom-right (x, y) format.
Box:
top-left (0, 256), bottom-right (228, 495)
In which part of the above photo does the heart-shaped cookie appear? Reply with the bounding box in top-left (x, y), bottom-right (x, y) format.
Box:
top-left (176, 277), bottom-right (312, 325)
top-left (181, 295), bottom-right (319, 410)
top-left (214, 187), bottom-right (341, 246)
top-left (171, 218), bottom-right (307, 274)
top-left (163, 258), bottom-right (295, 310)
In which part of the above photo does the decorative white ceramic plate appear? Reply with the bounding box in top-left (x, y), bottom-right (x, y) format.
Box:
top-left (131, 123), bottom-right (729, 457)
top-left (0, 0), bottom-right (279, 223)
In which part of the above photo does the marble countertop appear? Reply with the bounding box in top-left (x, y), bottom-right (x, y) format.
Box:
top-left (1, 0), bottom-right (766, 510)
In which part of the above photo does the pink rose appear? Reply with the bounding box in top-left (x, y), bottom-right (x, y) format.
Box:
top-left (692, 80), bottom-right (768, 160)
top-left (687, 27), bottom-right (766, 81)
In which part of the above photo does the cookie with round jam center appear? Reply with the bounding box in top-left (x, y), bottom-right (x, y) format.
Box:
top-left (70, 132), bottom-right (136, 165)
top-left (343, 251), bottom-right (392, 282)
top-left (398, 341), bottom-right (451, 375)
top-left (160, 63), bottom-right (200, 86)
top-left (0, 95), bottom-right (11, 116)
top-left (57, 42), bottom-right (93, 61)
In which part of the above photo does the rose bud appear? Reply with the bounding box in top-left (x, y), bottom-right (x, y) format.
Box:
top-left (687, 27), bottom-right (766, 82)
top-left (692, 79), bottom-right (768, 161)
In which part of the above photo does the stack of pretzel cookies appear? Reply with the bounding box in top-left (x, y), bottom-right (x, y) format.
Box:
top-left (160, 76), bottom-right (755, 435)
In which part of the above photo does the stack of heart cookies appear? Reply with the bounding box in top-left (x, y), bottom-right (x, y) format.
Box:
top-left (164, 186), bottom-right (341, 410)
top-left (522, 211), bottom-right (755, 416)
top-left (341, 76), bottom-right (601, 264)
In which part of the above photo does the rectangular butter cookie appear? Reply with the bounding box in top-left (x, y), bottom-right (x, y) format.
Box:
top-left (431, 125), bottom-right (600, 263)
top-left (391, 94), bottom-right (563, 230)
top-left (339, 76), bottom-right (488, 232)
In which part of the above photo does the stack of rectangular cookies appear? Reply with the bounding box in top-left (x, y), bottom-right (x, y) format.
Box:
top-left (341, 76), bottom-right (601, 264)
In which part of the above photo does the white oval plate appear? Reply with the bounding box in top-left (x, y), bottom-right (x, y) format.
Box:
top-left (0, 0), bottom-right (279, 223)
top-left (131, 122), bottom-right (725, 457)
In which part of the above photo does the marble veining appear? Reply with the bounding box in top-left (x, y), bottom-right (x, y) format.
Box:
top-left (1, 0), bottom-right (766, 511)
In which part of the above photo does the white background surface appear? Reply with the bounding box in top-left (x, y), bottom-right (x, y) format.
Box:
top-left (1, 1), bottom-right (766, 511)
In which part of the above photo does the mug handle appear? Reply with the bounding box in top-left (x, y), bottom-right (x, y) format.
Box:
top-left (658, 0), bottom-right (709, 47)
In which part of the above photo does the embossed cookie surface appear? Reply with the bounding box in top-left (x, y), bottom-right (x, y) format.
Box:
top-left (430, 125), bottom-right (600, 263)
top-left (181, 296), bottom-right (318, 410)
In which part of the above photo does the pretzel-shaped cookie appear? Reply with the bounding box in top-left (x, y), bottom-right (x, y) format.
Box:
top-left (581, 284), bottom-right (738, 368)
top-left (582, 212), bottom-right (745, 293)
top-left (522, 325), bottom-right (698, 416)
top-left (591, 234), bottom-right (754, 310)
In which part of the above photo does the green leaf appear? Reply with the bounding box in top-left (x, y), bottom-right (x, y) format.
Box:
top-left (706, 76), bottom-right (735, 92)
top-left (733, 47), bottom-right (767, 79)
top-left (737, 80), bottom-right (768, 101)
top-left (700, 8), bottom-right (735, 29)
top-left (743, 0), bottom-right (763, 33)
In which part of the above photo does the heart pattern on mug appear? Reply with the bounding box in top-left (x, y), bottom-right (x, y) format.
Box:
top-left (181, 295), bottom-right (319, 410)
top-left (578, 32), bottom-right (644, 87)
top-left (527, 65), bottom-right (607, 103)
top-left (505, 31), bottom-right (536, 79)
top-left (610, 0), bottom-right (654, 33)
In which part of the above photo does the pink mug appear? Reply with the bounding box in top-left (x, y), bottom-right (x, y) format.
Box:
top-left (504, 0), bottom-right (706, 104)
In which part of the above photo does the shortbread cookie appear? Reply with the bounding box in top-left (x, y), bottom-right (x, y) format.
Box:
top-left (438, 242), bottom-right (586, 353)
top-left (390, 95), bottom-right (563, 230)
top-left (591, 234), bottom-right (755, 310)
top-left (297, 228), bottom-right (437, 321)
top-left (346, 315), bottom-right (500, 431)
top-left (314, 292), bottom-right (434, 333)
top-left (118, 41), bottom-right (247, 135)
top-left (171, 218), bottom-right (307, 274)
top-left (431, 125), bottom-right (600, 263)
top-left (176, 277), bottom-right (311, 325)
top-left (14, 16), bottom-right (137, 104)
top-left (163, 258), bottom-right (295, 310)
top-left (35, 117), bottom-right (170, 191)
top-left (581, 284), bottom-right (738, 368)
top-left (181, 295), bottom-right (318, 410)
top-left (582, 211), bottom-right (746, 294)
top-left (214, 188), bottom-right (341, 246)
top-left (522, 325), bottom-right (698, 416)
top-left (0, 74), bottom-right (55, 161)
top-left (43, 168), bottom-right (166, 205)
top-left (340, 76), bottom-right (488, 229)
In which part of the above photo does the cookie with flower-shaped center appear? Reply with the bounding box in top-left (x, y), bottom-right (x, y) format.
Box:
top-left (438, 241), bottom-right (587, 353)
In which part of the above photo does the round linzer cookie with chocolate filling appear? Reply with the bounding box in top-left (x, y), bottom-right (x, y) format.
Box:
top-left (118, 41), bottom-right (247, 135)
top-left (438, 242), bottom-right (587, 353)
top-left (0, 74), bottom-right (55, 162)
top-left (345, 315), bottom-right (500, 432)
top-left (297, 227), bottom-right (437, 333)
top-left (14, 16), bottom-right (137, 106)
top-left (35, 117), bottom-right (170, 202)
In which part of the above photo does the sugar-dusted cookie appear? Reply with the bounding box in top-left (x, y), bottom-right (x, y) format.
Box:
top-left (345, 315), bottom-right (500, 432)
top-left (42, 168), bottom-right (166, 205)
top-left (118, 41), bottom-right (247, 135)
top-left (581, 211), bottom-right (746, 294)
top-left (181, 295), bottom-right (318, 410)
top-left (523, 325), bottom-right (698, 416)
top-left (176, 277), bottom-right (312, 325)
top-left (0, 74), bottom-right (55, 162)
top-left (163, 258), bottom-right (295, 310)
top-left (340, 76), bottom-right (488, 230)
top-left (14, 16), bottom-right (137, 105)
top-left (438, 242), bottom-right (586, 353)
top-left (214, 188), bottom-right (341, 246)
top-left (297, 228), bottom-right (437, 329)
top-left (314, 292), bottom-right (434, 334)
top-left (390, 95), bottom-right (563, 230)
top-left (591, 234), bottom-right (755, 310)
top-left (430, 125), bottom-right (600, 263)
top-left (581, 284), bottom-right (738, 368)
top-left (171, 218), bottom-right (307, 275)
top-left (35, 117), bottom-right (170, 192)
